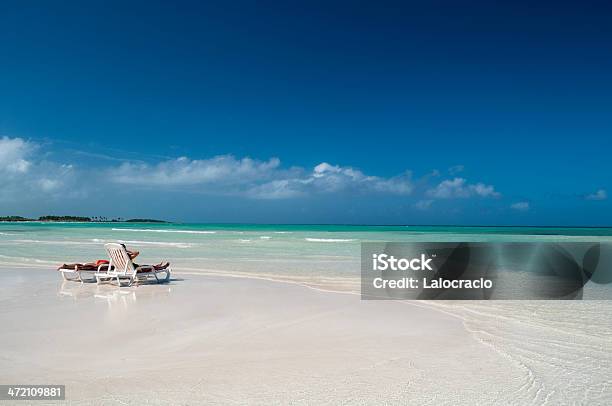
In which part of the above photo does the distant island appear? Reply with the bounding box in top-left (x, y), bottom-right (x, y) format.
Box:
top-left (0, 216), bottom-right (168, 223)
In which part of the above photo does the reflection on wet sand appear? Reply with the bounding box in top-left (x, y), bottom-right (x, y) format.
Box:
top-left (58, 280), bottom-right (173, 308)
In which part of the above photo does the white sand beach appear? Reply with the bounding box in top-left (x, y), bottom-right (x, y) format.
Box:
top-left (1, 267), bottom-right (610, 405)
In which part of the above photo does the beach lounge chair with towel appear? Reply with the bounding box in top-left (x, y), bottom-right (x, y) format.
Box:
top-left (58, 261), bottom-right (111, 283)
top-left (95, 243), bottom-right (171, 287)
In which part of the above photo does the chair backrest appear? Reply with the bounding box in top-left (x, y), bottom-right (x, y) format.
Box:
top-left (105, 243), bottom-right (135, 275)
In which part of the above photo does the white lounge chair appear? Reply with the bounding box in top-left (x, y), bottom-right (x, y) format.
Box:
top-left (95, 243), bottom-right (171, 287)
top-left (58, 263), bottom-right (109, 283)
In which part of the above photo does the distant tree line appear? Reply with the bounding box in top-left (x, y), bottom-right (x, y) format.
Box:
top-left (39, 215), bottom-right (92, 222)
top-left (0, 215), bottom-right (167, 223)
top-left (0, 216), bottom-right (31, 221)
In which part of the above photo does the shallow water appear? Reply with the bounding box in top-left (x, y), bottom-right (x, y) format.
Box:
top-left (2, 222), bottom-right (612, 287)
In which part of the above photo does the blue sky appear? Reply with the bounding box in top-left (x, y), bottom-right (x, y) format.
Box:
top-left (0, 1), bottom-right (610, 225)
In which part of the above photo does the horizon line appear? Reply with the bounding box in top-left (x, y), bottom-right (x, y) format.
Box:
top-left (2, 220), bottom-right (612, 229)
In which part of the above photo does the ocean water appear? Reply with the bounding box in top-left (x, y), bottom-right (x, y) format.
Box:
top-left (1, 222), bottom-right (612, 291)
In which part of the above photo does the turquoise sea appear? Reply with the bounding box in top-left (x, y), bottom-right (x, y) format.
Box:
top-left (2, 222), bottom-right (612, 290)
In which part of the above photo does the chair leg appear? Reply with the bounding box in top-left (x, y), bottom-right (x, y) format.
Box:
top-left (96, 274), bottom-right (113, 285)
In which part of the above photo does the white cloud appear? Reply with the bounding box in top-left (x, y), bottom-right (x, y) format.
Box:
top-left (0, 139), bottom-right (416, 203)
top-left (0, 136), bottom-right (33, 174)
top-left (586, 189), bottom-right (607, 201)
top-left (109, 158), bottom-right (413, 199)
top-left (110, 155), bottom-right (281, 187)
top-left (39, 178), bottom-right (60, 191)
top-left (246, 179), bottom-right (306, 199)
top-left (0, 137), bottom-right (78, 202)
top-left (426, 177), bottom-right (500, 199)
top-left (306, 162), bottom-right (412, 195)
top-left (511, 201), bottom-right (530, 211)
top-left (1, 138), bottom-right (518, 218)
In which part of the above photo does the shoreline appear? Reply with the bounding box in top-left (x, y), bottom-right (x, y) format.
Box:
top-left (4, 221), bottom-right (612, 232)
top-left (3, 220), bottom-right (612, 229)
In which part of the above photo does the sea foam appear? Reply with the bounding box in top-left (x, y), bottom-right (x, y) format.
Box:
top-left (112, 228), bottom-right (217, 234)
top-left (305, 238), bottom-right (356, 242)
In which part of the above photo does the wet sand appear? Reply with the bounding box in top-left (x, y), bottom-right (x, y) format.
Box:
top-left (0, 267), bottom-right (610, 405)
